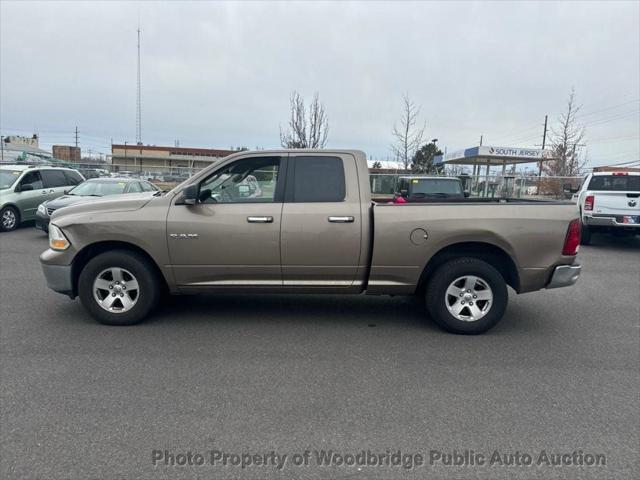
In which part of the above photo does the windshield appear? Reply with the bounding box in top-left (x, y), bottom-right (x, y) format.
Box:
top-left (410, 179), bottom-right (463, 195)
top-left (69, 180), bottom-right (127, 196)
top-left (587, 175), bottom-right (640, 192)
top-left (0, 170), bottom-right (21, 189)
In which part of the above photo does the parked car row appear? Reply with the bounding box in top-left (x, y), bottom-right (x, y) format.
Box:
top-left (35, 177), bottom-right (159, 232)
top-left (0, 164), bottom-right (159, 232)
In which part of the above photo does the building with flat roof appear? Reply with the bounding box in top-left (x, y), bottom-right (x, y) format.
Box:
top-left (3, 134), bottom-right (39, 148)
top-left (110, 144), bottom-right (235, 173)
top-left (52, 145), bottom-right (81, 162)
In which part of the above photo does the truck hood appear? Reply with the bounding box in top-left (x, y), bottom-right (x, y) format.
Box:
top-left (50, 192), bottom-right (156, 222)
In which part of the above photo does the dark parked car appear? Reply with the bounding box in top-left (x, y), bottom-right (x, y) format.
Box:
top-left (35, 177), bottom-right (159, 232)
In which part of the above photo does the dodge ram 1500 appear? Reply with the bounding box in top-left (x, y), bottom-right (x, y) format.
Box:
top-left (40, 150), bottom-right (582, 334)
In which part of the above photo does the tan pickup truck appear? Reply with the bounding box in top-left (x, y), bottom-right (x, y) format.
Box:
top-left (40, 150), bottom-right (582, 334)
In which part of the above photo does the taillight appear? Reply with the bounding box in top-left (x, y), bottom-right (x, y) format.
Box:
top-left (562, 219), bottom-right (581, 256)
top-left (584, 195), bottom-right (594, 211)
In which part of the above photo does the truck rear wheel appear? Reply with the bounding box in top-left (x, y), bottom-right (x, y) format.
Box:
top-left (425, 257), bottom-right (508, 334)
top-left (78, 250), bottom-right (160, 326)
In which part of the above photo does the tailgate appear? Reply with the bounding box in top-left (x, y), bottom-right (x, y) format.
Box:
top-left (590, 191), bottom-right (640, 215)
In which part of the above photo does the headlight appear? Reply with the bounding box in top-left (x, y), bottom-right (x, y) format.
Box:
top-left (37, 204), bottom-right (46, 215)
top-left (49, 224), bottom-right (70, 251)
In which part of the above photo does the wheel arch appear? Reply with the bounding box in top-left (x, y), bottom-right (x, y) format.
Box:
top-left (1, 203), bottom-right (21, 218)
top-left (71, 240), bottom-right (170, 296)
top-left (416, 241), bottom-right (520, 294)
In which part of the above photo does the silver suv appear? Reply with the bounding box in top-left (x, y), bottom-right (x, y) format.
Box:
top-left (0, 165), bottom-right (85, 232)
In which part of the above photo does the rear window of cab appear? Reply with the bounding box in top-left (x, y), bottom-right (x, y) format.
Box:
top-left (587, 175), bottom-right (640, 192)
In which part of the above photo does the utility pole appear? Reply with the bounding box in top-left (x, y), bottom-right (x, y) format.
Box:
top-left (1, 136), bottom-right (4, 162)
top-left (74, 126), bottom-right (79, 148)
top-left (537, 115), bottom-right (548, 177)
top-left (136, 24), bottom-right (142, 145)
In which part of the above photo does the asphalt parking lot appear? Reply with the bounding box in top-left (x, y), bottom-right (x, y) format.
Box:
top-left (1, 225), bottom-right (638, 480)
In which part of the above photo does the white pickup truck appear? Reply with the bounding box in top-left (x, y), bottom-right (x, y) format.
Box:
top-left (574, 171), bottom-right (640, 244)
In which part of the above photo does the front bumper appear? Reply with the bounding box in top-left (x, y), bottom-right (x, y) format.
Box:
top-left (40, 258), bottom-right (74, 297)
top-left (35, 211), bottom-right (50, 232)
top-left (547, 264), bottom-right (581, 289)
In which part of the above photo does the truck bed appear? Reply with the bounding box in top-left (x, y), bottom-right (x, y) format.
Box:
top-left (367, 201), bottom-right (579, 295)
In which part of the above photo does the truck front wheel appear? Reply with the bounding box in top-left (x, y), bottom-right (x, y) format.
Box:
top-left (425, 257), bottom-right (508, 334)
top-left (78, 250), bottom-right (161, 326)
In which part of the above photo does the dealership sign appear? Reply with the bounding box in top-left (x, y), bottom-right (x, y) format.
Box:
top-left (436, 146), bottom-right (554, 164)
top-left (484, 146), bottom-right (552, 159)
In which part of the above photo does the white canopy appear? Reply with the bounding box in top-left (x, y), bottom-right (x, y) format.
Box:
top-left (435, 146), bottom-right (555, 166)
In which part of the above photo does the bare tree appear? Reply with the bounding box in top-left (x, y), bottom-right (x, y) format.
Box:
top-left (280, 91), bottom-right (329, 148)
top-left (546, 88), bottom-right (586, 177)
top-left (391, 94), bottom-right (425, 171)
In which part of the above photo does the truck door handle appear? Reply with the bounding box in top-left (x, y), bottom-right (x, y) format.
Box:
top-left (328, 216), bottom-right (355, 223)
top-left (247, 216), bottom-right (273, 223)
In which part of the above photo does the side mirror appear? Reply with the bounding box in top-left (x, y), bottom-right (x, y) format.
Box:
top-left (464, 191), bottom-right (470, 198)
top-left (176, 184), bottom-right (198, 205)
top-left (16, 184), bottom-right (33, 192)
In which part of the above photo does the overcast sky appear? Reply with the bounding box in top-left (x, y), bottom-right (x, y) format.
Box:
top-left (1, 0), bottom-right (638, 168)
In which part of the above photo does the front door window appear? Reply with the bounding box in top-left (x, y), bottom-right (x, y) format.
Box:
top-left (198, 157), bottom-right (281, 204)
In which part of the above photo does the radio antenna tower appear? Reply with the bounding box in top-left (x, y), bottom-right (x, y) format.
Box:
top-left (136, 22), bottom-right (142, 145)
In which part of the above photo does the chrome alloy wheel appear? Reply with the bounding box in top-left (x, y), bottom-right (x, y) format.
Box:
top-left (445, 275), bottom-right (493, 322)
top-left (93, 267), bottom-right (140, 313)
top-left (2, 209), bottom-right (16, 229)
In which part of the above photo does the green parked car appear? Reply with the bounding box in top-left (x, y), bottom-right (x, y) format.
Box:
top-left (0, 165), bottom-right (85, 232)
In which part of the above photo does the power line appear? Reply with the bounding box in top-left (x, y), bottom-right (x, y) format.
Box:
top-left (490, 124), bottom-right (540, 144)
top-left (577, 98), bottom-right (639, 120)
top-left (583, 109), bottom-right (639, 128)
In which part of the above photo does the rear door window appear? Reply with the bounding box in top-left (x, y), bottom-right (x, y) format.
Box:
top-left (41, 170), bottom-right (68, 188)
top-left (290, 156), bottom-right (345, 202)
top-left (587, 175), bottom-right (640, 191)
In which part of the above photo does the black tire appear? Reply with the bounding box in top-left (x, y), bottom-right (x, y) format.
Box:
top-left (580, 224), bottom-right (591, 245)
top-left (0, 206), bottom-right (20, 232)
top-left (78, 250), bottom-right (161, 326)
top-left (425, 257), bottom-right (508, 335)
